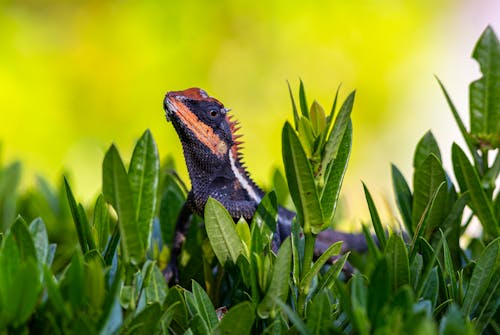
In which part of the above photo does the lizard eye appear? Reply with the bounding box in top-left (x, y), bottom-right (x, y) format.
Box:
top-left (209, 109), bottom-right (219, 118)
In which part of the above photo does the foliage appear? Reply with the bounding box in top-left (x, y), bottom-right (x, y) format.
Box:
top-left (0, 26), bottom-right (499, 334)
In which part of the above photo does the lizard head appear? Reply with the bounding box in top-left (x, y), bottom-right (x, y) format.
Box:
top-left (163, 88), bottom-right (242, 162)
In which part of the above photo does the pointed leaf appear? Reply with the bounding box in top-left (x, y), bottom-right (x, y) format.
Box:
top-left (367, 257), bottom-right (391, 322)
top-left (103, 145), bottom-right (143, 263)
top-left (191, 280), bottom-right (218, 331)
top-left (29, 218), bottom-right (49, 266)
top-left (287, 81), bottom-right (300, 129)
top-left (436, 78), bottom-right (481, 167)
top-left (320, 91), bottom-right (355, 175)
top-left (306, 293), bottom-right (332, 334)
top-left (257, 238), bottom-right (292, 318)
top-left (412, 154), bottom-right (448, 233)
top-left (300, 241), bottom-right (342, 292)
top-left (362, 183), bottom-right (387, 249)
top-left (320, 121), bottom-right (351, 224)
top-left (413, 131), bottom-right (441, 168)
top-left (205, 197), bottom-right (245, 265)
top-left (214, 301), bottom-right (255, 335)
top-left (391, 164), bottom-right (413, 234)
top-left (452, 144), bottom-right (498, 237)
top-left (385, 234), bottom-right (410, 291)
top-left (299, 79), bottom-right (309, 119)
top-left (469, 26), bottom-right (500, 148)
top-left (282, 122), bottom-right (323, 233)
top-left (462, 237), bottom-right (500, 316)
top-left (310, 100), bottom-right (326, 135)
top-left (93, 195), bottom-right (110, 252)
top-left (144, 265), bottom-right (168, 305)
top-left (159, 174), bottom-right (186, 246)
top-left (64, 178), bottom-right (93, 253)
top-left (10, 216), bottom-right (37, 262)
top-left (128, 129), bottom-right (159, 252)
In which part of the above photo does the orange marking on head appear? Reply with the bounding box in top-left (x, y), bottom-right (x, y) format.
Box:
top-left (168, 88), bottom-right (221, 104)
top-left (170, 99), bottom-right (228, 158)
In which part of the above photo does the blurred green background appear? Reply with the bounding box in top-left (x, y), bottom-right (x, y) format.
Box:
top-left (0, 0), bottom-right (498, 224)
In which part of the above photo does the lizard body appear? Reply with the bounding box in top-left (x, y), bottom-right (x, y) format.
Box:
top-left (163, 88), bottom-right (367, 280)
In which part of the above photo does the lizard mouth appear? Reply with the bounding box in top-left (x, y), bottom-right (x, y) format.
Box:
top-left (163, 95), bottom-right (176, 122)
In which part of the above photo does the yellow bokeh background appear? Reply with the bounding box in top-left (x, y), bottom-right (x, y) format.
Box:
top-left (1, 0), bottom-right (498, 223)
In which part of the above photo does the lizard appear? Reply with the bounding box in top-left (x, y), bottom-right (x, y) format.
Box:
top-left (162, 87), bottom-right (368, 281)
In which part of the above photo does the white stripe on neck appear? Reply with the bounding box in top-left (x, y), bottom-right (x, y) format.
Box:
top-left (229, 154), bottom-right (261, 203)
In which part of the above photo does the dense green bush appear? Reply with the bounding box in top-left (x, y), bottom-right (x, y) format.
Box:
top-left (0, 26), bottom-right (498, 334)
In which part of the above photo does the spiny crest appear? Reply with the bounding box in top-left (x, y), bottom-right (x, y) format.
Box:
top-left (227, 112), bottom-right (244, 160)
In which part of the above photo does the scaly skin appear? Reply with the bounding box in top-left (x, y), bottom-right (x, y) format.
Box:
top-left (163, 88), bottom-right (367, 281)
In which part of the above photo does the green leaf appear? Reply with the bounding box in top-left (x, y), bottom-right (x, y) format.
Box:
top-left (452, 144), bottom-right (498, 237)
top-left (235, 218), bottom-right (251, 257)
top-left (2, 259), bottom-right (41, 327)
top-left (251, 191), bottom-right (278, 248)
top-left (362, 183), bottom-right (387, 249)
top-left (473, 266), bottom-right (500, 333)
top-left (29, 218), bottom-right (49, 266)
top-left (412, 154), bottom-right (448, 234)
top-left (410, 253), bottom-right (423, 289)
top-left (385, 234), bottom-right (410, 291)
top-left (367, 257), bottom-right (391, 323)
top-left (103, 144), bottom-right (144, 263)
top-left (440, 304), bottom-right (474, 335)
top-left (122, 302), bottom-right (162, 335)
top-left (299, 79), bottom-right (309, 119)
top-left (0, 161), bottom-right (21, 231)
top-left (413, 131), bottom-right (442, 168)
top-left (409, 181), bottom-right (445, 260)
top-left (287, 81), bottom-right (300, 129)
top-left (441, 231), bottom-right (457, 299)
top-left (361, 224), bottom-right (381, 258)
top-left (462, 237), bottom-right (500, 316)
top-left (84, 258), bottom-right (105, 311)
top-left (60, 252), bottom-right (85, 308)
top-left (300, 241), bottom-right (342, 292)
top-left (214, 301), bottom-right (255, 335)
top-left (350, 275), bottom-right (370, 335)
top-left (469, 26), bottom-right (500, 149)
top-left (93, 194), bottom-right (110, 252)
top-left (282, 122), bottom-right (323, 233)
top-left (422, 267), bottom-right (439, 309)
top-left (316, 252), bottom-right (349, 293)
top-left (297, 116), bottom-right (315, 157)
top-left (306, 293), bottom-right (332, 334)
top-left (320, 120), bottom-right (352, 225)
top-left (257, 238), bottom-right (292, 318)
top-left (320, 91), bottom-right (355, 176)
top-left (436, 78), bottom-right (481, 168)
top-left (128, 129), bottom-right (159, 252)
top-left (0, 230), bottom-right (41, 327)
top-left (275, 301), bottom-right (308, 335)
top-left (43, 265), bottom-right (67, 316)
top-left (10, 216), bottom-right (37, 262)
top-left (64, 177), bottom-right (93, 254)
top-left (165, 286), bottom-right (189, 333)
top-left (391, 164), bottom-right (413, 234)
top-left (191, 280), bottom-right (218, 331)
top-left (310, 100), bottom-right (326, 135)
top-left (205, 197), bottom-right (245, 265)
top-left (159, 173), bottom-right (186, 246)
top-left (144, 265), bottom-right (168, 305)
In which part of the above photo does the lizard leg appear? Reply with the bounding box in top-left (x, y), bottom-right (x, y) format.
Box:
top-left (164, 195), bottom-right (194, 283)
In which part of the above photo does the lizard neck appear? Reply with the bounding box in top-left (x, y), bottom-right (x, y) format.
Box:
top-left (228, 150), bottom-right (263, 204)
top-left (181, 140), bottom-right (264, 204)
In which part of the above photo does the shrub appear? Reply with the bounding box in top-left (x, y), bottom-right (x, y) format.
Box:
top-left (0, 26), bottom-right (498, 335)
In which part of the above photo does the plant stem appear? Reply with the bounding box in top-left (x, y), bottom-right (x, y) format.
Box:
top-left (297, 232), bottom-right (315, 316)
